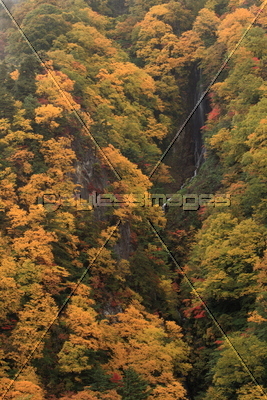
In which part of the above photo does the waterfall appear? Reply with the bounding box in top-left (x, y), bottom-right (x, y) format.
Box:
top-left (192, 68), bottom-right (206, 171)
top-left (179, 67), bottom-right (208, 190)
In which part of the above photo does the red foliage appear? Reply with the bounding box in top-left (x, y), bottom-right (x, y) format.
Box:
top-left (227, 110), bottom-right (235, 117)
top-left (197, 206), bottom-right (207, 219)
top-left (208, 105), bottom-right (220, 121)
top-left (110, 372), bottom-right (122, 383)
top-left (169, 229), bottom-right (187, 239)
top-left (87, 183), bottom-right (101, 193)
top-left (38, 97), bottom-right (49, 104)
top-left (194, 310), bottom-right (206, 319)
top-left (130, 231), bottom-right (138, 245)
top-left (155, 259), bottom-right (165, 265)
top-left (208, 91), bottom-right (215, 100)
top-left (171, 282), bottom-right (179, 292)
top-left (90, 275), bottom-right (105, 289)
top-left (183, 303), bottom-right (206, 319)
top-left (251, 57), bottom-right (260, 70)
top-left (62, 127), bottom-right (71, 135)
top-left (73, 96), bottom-right (82, 104)
top-left (110, 299), bottom-right (119, 307)
top-left (58, 333), bottom-right (69, 340)
top-left (191, 277), bottom-right (205, 283)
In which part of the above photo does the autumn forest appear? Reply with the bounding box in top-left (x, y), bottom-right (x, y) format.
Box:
top-left (0, 0), bottom-right (267, 399)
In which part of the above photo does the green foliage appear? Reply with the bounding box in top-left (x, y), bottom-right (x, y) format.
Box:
top-left (206, 334), bottom-right (267, 400)
top-left (0, 62), bottom-right (16, 119)
top-left (13, 55), bottom-right (40, 101)
top-left (118, 368), bottom-right (152, 400)
top-left (0, 1), bottom-right (267, 400)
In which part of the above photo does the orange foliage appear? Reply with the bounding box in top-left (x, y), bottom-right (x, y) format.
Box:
top-left (36, 63), bottom-right (80, 112)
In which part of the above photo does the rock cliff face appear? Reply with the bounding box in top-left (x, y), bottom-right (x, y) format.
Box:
top-left (191, 67), bottom-right (207, 173)
top-left (114, 221), bottom-right (132, 259)
top-left (73, 147), bottom-right (107, 199)
top-left (160, 66), bottom-right (210, 192)
top-left (73, 137), bottom-right (133, 260)
top-left (72, 65), bottom-right (209, 260)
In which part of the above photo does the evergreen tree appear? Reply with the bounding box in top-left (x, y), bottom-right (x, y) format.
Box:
top-left (13, 55), bottom-right (40, 101)
top-left (118, 368), bottom-right (152, 400)
top-left (0, 62), bottom-right (16, 119)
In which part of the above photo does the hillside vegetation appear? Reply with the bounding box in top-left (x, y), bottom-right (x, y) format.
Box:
top-left (0, 0), bottom-right (267, 399)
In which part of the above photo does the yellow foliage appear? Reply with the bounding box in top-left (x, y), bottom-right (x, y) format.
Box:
top-left (217, 8), bottom-right (254, 51)
top-left (10, 69), bottom-right (19, 80)
top-left (12, 227), bottom-right (57, 265)
top-left (16, 366), bottom-right (42, 387)
top-left (150, 163), bottom-right (172, 184)
top-left (101, 301), bottom-right (190, 387)
top-left (237, 383), bottom-right (267, 400)
top-left (0, 118), bottom-right (11, 133)
top-left (8, 149), bottom-right (34, 175)
top-left (87, 246), bottom-right (130, 281)
top-left (0, 129), bottom-right (42, 146)
top-left (247, 310), bottom-right (267, 324)
top-left (36, 66), bottom-right (80, 111)
top-left (7, 204), bottom-right (47, 232)
top-left (59, 291), bottom-right (190, 395)
top-left (7, 205), bottom-right (28, 228)
top-left (41, 264), bottom-right (70, 295)
top-left (193, 8), bottom-right (220, 38)
top-left (145, 117), bottom-right (168, 140)
top-left (136, 9), bottom-right (203, 76)
top-left (12, 106), bottom-right (34, 131)
top-left (35, 104), bottom-right (63, 128)
top-left (47, 50), bottom-right (87, 75)
top-left (102, 144), bottom-right (152, 193)
top-left (0, 276), bottom-right (21, 322)
top-left (0, 168), bottom-right (18, 210)
top-left (66, 22), bottom-right (117, 58)
top-left (149, 380), bottom-right (188, 400)
top-left (60, 389), bottom-right (122, 400)
top-left (97, 62), bottom-right (156, 97)
top-left (40, 137), bottom-right (76, 171)
top-left (208, 128), bottom-right (231, 152)
top-left (9, 291), bottom-right (58, 364)
top-left (0, 378), bottom-right (45, 400)
top-left (18, 173), bottom-right (55, 206)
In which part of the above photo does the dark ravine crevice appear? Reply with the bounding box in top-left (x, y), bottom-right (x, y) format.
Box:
top-left (192, 67), bottom-right (207, 168)
top-left (161, 65), bottom-right (210, 193)
top-left (113, 222), bottom-right (132, 260)
top-left (180, 67), bottom-right (211, 189)
top-left (183, 65), bottom-right (210, 184)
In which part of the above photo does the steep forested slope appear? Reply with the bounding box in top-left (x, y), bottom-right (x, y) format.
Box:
top-left (0, 1), bottom-right (267, 400)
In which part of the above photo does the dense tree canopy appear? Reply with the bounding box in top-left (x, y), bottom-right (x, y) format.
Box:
top-left (0, 0), bottom-right (267, 399)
